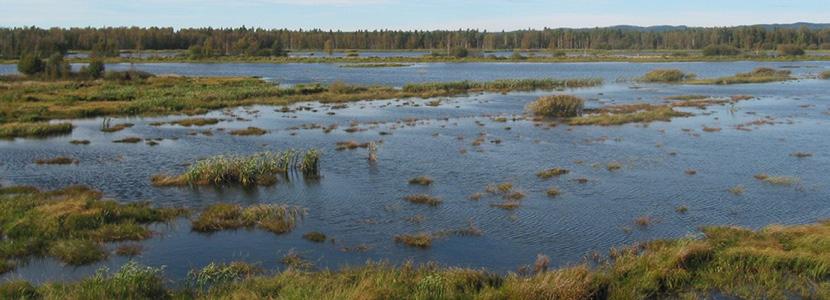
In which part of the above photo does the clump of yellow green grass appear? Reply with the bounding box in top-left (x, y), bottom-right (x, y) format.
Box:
top-left (0, 122), bottom-right (73, 139)
top-left (191, 203), bottom-right (307, 234)
top-left (526, 95), bottom-right (584, 118)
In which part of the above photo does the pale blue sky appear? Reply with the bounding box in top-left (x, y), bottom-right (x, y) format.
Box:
top-left (1, 0), bottom-right (828, 30)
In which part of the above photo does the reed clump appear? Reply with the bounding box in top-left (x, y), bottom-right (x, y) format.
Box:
top-left (191, 203), bottom-right (307, 234)
top-left (527, 95), bottom-right (584, 118)
top-left (402, 78), bottom-right (602, 94)
top-left (821, 70), bottom-right (830, 80)
top-left (151, 149), bottom-right (321, 187)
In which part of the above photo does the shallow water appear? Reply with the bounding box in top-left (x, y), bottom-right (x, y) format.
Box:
top-left (1, 61), bottom-right (829, 284)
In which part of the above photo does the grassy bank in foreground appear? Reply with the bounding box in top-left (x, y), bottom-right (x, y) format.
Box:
top-left (2, 220), bottom-right (828, 299)
top-left (0, 76), bottom-right (601, 125)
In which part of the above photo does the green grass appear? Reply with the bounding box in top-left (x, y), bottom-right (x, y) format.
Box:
top-left (568, 106), bottom-right (692, 126)
top-left (526, 95), bottom-right (584, 118)
top-left (0, 185), bottom-right (186, 272)
top-left (687, 67), bottom-right (795, 85)
top-left (820, 70), bottom-right (830, 79)
top-left (0, 76), bottom-right (601, 124)
top-left (168, 118), bottom-right (220, 127)
top-left (190, 203), bottom-right (307, 234)
top-left (640, 69), bottom-right (696, 83)
top-left (151, 150), bottom-right (320, 187)
top-left (0, 122), bottom-right (73, 139)
top-left (402, 78), bottom-right (602, 94)
top-left (6, 219), bottom-right (830, 298)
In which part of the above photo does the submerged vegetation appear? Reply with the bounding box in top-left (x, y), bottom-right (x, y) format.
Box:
top-left (191, 203), bottom-right (307, 234)
top-left (152, 150), bottom-right (321, 187)
top-left (6, 219), bottom-right (830, 298)
top-left (0, 186), bottom-right (185, 272)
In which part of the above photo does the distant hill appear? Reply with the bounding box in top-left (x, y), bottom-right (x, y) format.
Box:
top-left (596, 23), bottom-right (830, 32)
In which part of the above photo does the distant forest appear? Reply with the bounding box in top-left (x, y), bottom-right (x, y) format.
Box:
top-left (2, 25), bottom-right (830, 58)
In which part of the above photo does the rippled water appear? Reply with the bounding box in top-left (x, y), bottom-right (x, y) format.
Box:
top-left (1, 61), bottom-right (829, 283)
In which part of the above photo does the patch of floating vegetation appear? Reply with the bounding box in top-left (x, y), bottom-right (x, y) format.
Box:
top-left (34, 156), bottom-right (77, 165)
top-left (394, 233), bottom-right (433, 248)
top-left (152, 149), bottom-right (321, 187)
top-left (191, 203), bottom-right (307, 235)
top-left (664, 94), bottom-right (709, 101)
top-left (69, 139), bottom-right (90, 145)
top-left (100, 119), bottom-right (134, 132)
top-left (527, 95), bottom-right (584, 118)
top-left (754, 173), bottom-right (800, 186)
top-left (10, 219), bottom-right (830, 298)
top-left (546, 187), bottom-right (561, 198)
top-left (0, 76), bottom-right (601, 123)
top-left (112, 137), bottom-right (142, 143)
top-left (403, 194), bottom-right (442, 206)
top-left (401, 78), bottom-right (603, 94)
top-left (167, 117), bottom-right (220, 127)
top-left (302, 231), bottom-right (327, 243)
top-left (568, 104), bottom-right (691, 126)
top-left (0, 185), bottom-right (186, 272)
top-left (0, 122), bottom-right (73, 139)
top-left (821, 70), bottom-right (830, 79)
top-left (229, 127), bottom-right (268, 136)
top-left (335, 140), bottom-right (369, 151)
top-left (408, 176), bottom-right (433, 186)
top-left (340, 63), bottom-right (411, 68)
top-left (536, 168), bottom-right (570, 179)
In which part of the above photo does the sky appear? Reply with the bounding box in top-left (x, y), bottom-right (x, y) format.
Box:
top-left (1, 0), bottom-right (828, 31)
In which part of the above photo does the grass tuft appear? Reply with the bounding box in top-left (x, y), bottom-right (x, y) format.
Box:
top-left (527, 95), bottom-right (584, 118)
top-left (403, 194), bottom-right (442, 206)
top-left (191, 203), bottom-right (307, 234)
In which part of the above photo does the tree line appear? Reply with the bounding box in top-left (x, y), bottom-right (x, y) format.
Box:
top-left (2, 26), bottom-right (830, 58)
